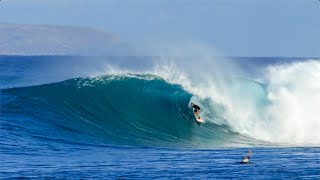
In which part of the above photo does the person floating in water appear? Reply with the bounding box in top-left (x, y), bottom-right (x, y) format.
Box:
top-left (190, 103), bottom-right (201, 118)
top-left (241, 150), bottom-right (252, 164)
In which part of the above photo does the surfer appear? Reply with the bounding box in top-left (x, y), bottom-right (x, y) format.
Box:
top-left (190, 103), bottom-right (201, 117)
top-left (241, 150), bottom-right (252, 164)
top-left (190, 103), bottom-right (202, 125)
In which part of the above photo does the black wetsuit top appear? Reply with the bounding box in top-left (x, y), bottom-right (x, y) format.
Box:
top-left (192, 104), bottom-right (200, 110)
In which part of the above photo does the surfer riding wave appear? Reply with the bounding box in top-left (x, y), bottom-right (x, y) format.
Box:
top-left (190, 103), bottom-right (201, 119)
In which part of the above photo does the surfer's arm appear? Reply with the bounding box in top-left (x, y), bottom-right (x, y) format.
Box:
top-left (248, 150), bottom-right (252, 157)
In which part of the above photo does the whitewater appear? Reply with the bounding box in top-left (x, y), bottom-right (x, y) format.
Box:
top-left (151, 58), bottom-right (320, 145)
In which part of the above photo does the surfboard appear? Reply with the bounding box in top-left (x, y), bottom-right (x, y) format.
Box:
top-left (241, 158), bottom-right (250, 164)
top-left (194, 114), bottom-right (203, 123)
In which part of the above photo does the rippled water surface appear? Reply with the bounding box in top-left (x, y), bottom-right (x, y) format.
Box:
top-left (1, 143), bottom-right (319, 179)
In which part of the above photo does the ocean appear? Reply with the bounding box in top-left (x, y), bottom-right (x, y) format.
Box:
top-left (1, 56), bottom-right (319, 179)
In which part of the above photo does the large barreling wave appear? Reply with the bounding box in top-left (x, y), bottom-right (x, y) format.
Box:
top-left (1, 55), bottom-right (320, 148)
top-left (2, 74), bottom-right (254, 148)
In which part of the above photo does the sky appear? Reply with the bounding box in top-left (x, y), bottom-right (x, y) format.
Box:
top-left (0, 0), bottom-right (319, 57)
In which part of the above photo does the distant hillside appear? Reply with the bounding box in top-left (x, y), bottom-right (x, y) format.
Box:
top-left (0, 23), bottom-right (123, 55)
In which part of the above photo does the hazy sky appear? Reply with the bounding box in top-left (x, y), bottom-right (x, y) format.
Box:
top-left (0, 0), bottom-right (319, 57)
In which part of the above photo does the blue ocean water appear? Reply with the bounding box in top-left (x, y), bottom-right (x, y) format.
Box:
top-left (1, 56), bottom-right (319, 179)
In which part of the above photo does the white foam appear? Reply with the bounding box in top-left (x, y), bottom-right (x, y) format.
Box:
top-left (262, 60), bottom-right (320, 144)
top-left (149, 58), bottom-right (320, 145)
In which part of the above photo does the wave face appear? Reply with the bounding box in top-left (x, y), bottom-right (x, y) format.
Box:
top-left (2, 74), bottom-right (253, 148)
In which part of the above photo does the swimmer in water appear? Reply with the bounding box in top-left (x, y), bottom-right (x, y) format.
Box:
top-left (241, 150), bottom-right (252, 164)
